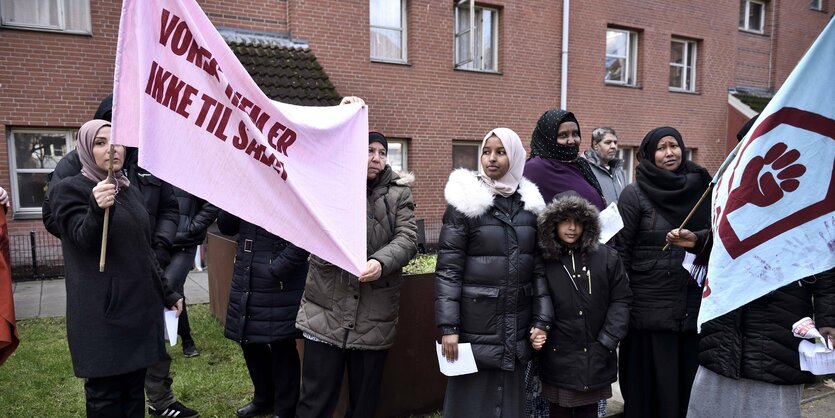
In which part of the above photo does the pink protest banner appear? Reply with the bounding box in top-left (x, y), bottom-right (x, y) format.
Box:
top-left (112, 0), bottom-right (367, 275)
top-left (700, 19), bottom-right (835, 327)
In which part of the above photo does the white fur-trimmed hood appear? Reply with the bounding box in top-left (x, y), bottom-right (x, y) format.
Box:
top-left (443, 168), bottom-right (546, 218)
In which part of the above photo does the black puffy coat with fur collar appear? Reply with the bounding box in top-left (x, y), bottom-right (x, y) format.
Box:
top-left (435, 169), bottom-right (553, 371)
top-left (537, 194), bottom-right (632, 392)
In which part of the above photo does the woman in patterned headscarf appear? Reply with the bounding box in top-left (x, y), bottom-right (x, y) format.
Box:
top-left (524, 109), bottom-right (606, 209)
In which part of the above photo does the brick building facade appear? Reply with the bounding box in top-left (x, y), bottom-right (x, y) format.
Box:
top-left (1, 0), bottom-right (831, 250)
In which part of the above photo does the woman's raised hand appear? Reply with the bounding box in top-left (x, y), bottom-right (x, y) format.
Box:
top-left (92, 180), bottom-right (117, 209)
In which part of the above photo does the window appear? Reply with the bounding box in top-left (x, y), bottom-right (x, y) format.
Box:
top-left (452, 142), bottom-right (480, 171)
top-left (370, 0), bottom-right (407, 62)
top-left (739, 0), bottom-right (765, 33)
top-left (810, 0), bottom-right (823, 11)
top-left (0, 0), bottom-right (90, 34)
top-left (616, 147), bottom-right (635, 183)
top-left (605, 28), bottom-right (638, 86)
top-left (387, 139), bottom-right (408, 172)
top-left (8, 128), bottom-right (75, 216)
top-left (454, 0), bottom-right (499, 72)
top-left (669, 38), bottom-right (697, 92)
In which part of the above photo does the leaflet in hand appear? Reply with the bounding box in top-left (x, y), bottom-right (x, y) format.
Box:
top-left (598, 202), bottom-right (624, 244)
top-left (793, 317), bottom-right (835, 375)
top-left (435, 342), bottom-right (478, 377)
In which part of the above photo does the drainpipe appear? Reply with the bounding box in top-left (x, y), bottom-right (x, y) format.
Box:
top-left (561, 0), bottom-right (570, 109)
top-left (767, 0), bottom-right (776, 91)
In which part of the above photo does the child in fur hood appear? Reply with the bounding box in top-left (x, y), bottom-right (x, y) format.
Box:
top-left (435, 127), bottom-right (553, 418)
top-left (537, 193), bottom-right (632, 418)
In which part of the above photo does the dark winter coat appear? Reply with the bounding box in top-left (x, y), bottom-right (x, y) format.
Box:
top-left (435, 169), bottom-right (553, 371)
top-left (218, 213), bottom-right (309, 344)
top-left (537, 194), bottom-right (631, 391)
top-left (50, 174), bottom-right (178, 378)
top-left (614, 183), bottom-right (702, 332)
top-left (43, 149), bottom-right (179, 268)
top-left (691, 231), bottom-right (835, 385)
top-left (296, 167), bottom-right (418, 350)
top-left (171, 186), bottom-right (218, 248)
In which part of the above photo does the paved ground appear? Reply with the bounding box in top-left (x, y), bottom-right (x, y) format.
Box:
top-left (11, 272), bottom-right (835, 417)
top-left (11, 270), bottom-right (210, 320)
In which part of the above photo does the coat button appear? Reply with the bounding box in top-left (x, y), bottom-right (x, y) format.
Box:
top-left (584, 385), bottom-right (588, 390)
top-left (354, 295), bottom-right (359, 300)
top-left (578, 310), bottom-right (583, 316)
top-left (583, 347), bottom-right (587, 352)
top-left (347, 323), bottom-right (354, 329)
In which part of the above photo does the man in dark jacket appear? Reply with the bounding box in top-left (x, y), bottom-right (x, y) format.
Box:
top-left (43, 96), bottom-right (198, 418)
top-left (582, 127), bottom-right (626, 205)
top-left (165, 187), bottom-right (218, 357)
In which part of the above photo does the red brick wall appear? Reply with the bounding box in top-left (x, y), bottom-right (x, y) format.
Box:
top-left (772, 1), bottom-right (833, 90)
top-left (0, 0), bottom-right (122, 236)
top-left (289, 0), bottom-right (737, 224)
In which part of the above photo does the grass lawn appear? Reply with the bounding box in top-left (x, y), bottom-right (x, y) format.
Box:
top-left (0, 304), bottom-right (253, 417)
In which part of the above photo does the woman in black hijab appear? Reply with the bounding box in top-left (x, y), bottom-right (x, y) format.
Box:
top-left (523, 109), bottom-right (606, 209)
top-left (613, 126), bottom-right (711, 418)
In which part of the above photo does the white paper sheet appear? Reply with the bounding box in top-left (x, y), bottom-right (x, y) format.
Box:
top-left (435, 342), bottom-right (478, 377)
top-left (598, 202), bottom-right (624, 244)
top-left (164, 309), bottom-right (179, 347)
top-left (799, 340), bottom-right (835, 375)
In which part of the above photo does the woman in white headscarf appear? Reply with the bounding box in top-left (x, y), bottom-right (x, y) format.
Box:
top-left (435, 128), bottom-right (554, 417)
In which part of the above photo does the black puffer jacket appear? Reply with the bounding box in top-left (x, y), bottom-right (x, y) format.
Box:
top-left (691, 232), bottom-right (835, 385)
top-left (435, 169), bottom-right (553, 371)
top-left (171, 186), bottom-right (218, 248)
top-left (614, 183), bottom-right (703, 332)
top-left (537, 194), bottom-right (632, 392)
top-left (218, 212), bottom-right (309, 344)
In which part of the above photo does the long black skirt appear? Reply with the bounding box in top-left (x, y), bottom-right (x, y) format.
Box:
top-left (619, 329), bottom-right (699, 418)
top-left (443, 360), bottom-right (526, 418)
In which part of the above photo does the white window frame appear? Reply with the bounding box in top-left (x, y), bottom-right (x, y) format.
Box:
top-left (7, 127), bottom-right (76, 217)
top-left (739, 0), bottom-right (766, 34)
top-left (0, 0), bottom-right (91, 34)
top-left (387, 139), bottom-right (408, 172)
top-left (370, 0), bottom-right (407, 63)
top-left (669, 38), bottom-right (697, 92)
top-left (454, 0), bottom-right (499, 72)
top-left (452, 141), bottom-right (481, 171)
top-left (605, 28), bottom-right (638, 86)
top-left (810, 0), bottom-right (823, 11)
top-left (616, 147), bottom-right (635, 183)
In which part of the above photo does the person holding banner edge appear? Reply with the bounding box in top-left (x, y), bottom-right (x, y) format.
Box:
top-left (613, 126), bottom-right (711, 418)
top-left (48, 119), bottom-right (184, 417)
top-left (664, 116), bottom-right (835, 418)
top-left (295, 96), bottom-right (419, 418)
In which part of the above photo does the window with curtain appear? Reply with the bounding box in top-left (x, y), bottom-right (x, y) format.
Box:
top-left (7, 128), bottom-right (76, 216)
top-left (0, 0), bottom-right (90, 33)
top-left (605, 28), bottom-right (638, 86)
top-left (669, 38), bottom-right (697, 92)
top-left (739, 0), bottom-right (765, 33)
top-left (387, 140), bottom-right (408, 172)
top-left (452, 142), bottom-right (480, 171)
top-left (454, 0), bottom-right (499, 72)
top-left (370, 0), bottom-right (407, 62)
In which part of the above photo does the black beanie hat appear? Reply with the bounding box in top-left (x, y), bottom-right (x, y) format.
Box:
top-left (369, 131), bottom-right (388, 152)
top-left (94, 94), bottom-right (114, 122)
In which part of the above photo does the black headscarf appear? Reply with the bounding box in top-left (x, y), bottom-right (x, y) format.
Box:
top-left (530, 109), bottom-right (603, 199)
top-left (635, 126), bottom-right (711, 228)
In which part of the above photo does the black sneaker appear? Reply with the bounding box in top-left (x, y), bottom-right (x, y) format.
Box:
top-left (148, 401), bottom-right (200, 417)
top-left (182, 341), bottom-right (200, 357)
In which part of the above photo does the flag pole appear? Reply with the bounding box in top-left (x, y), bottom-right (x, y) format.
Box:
top-left (99, 145), bottom-right (114, 272)
top-left (662, 139), bottom-right (746, 250)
